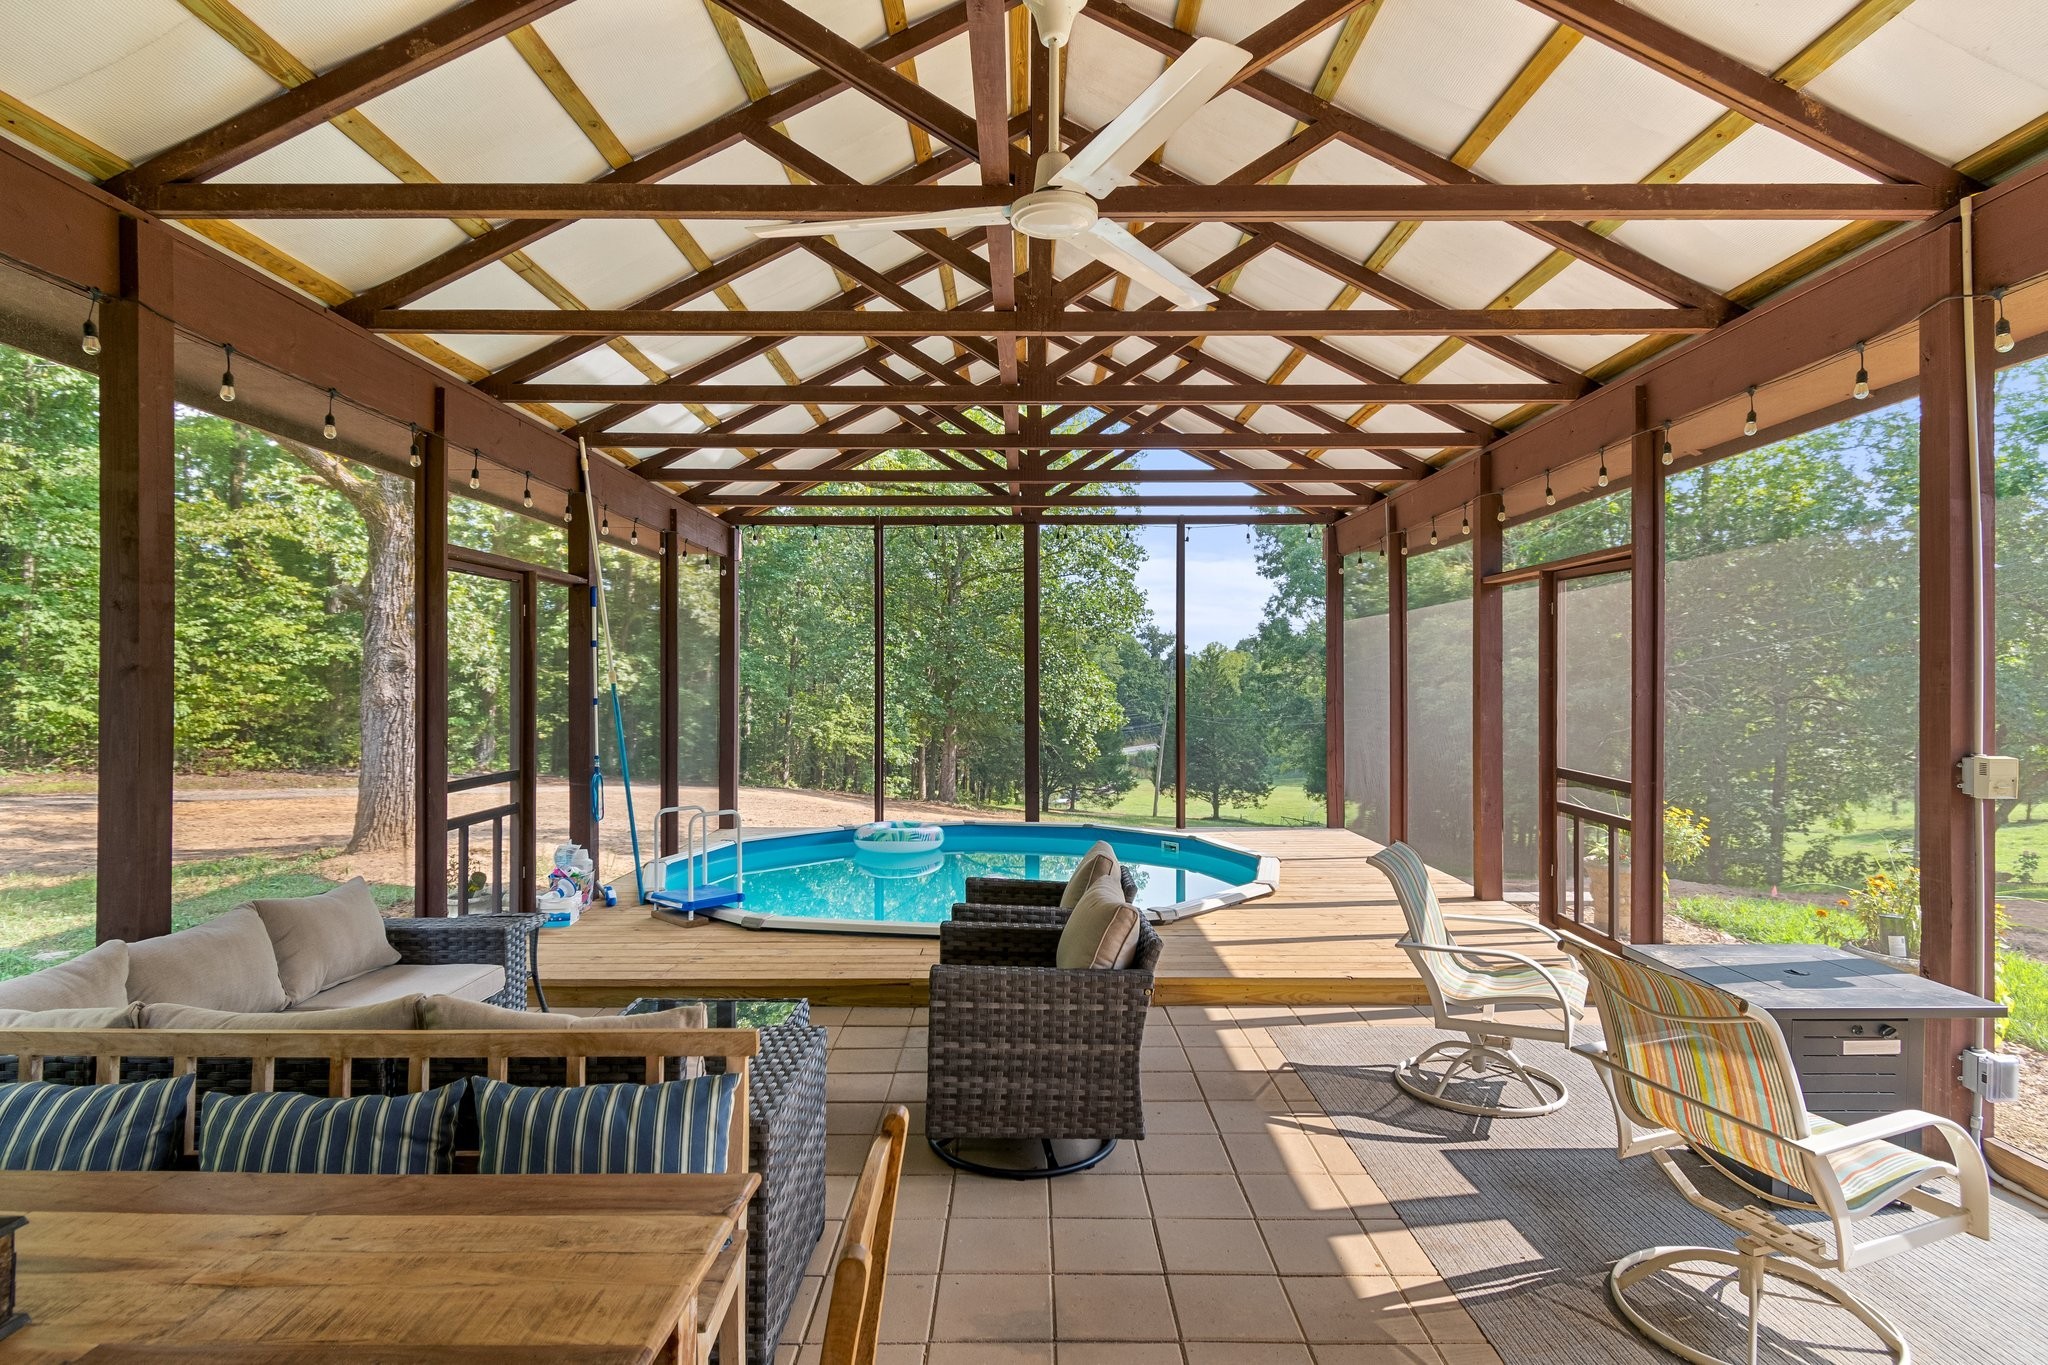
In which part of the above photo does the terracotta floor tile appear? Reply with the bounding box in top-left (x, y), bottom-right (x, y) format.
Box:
top-left (875, 1273), bottom-right (939, 1343)
top-left (831, 1047), bottom-right (901, 1074)
top-left (1223, 1129), bottom-right (1325, 1175)
top-left (1155, 1218), bottom-right (1274, 1274)
top-left (1240, 1171), bottom-right (1353, 1218)
top-left (836, 1025), bottom-right (911, 1049)
top-left (1136, 1133), bottom-right (1233, 1174)
top-left (1144, 1173), bottom-right (1253, 1220)
top-left (1060, 1344), bottom-right (1184, 1365)
top-left (1210, 1099), bottom-right (1295, 1133)
top-left (1050, 1172), bottom-right (1150, 1219)
top-left (1196, 1069), bottom-right (1286, 1103)
top-left (1144, 1101), bottom-right (1220, 1134)
top-left (931, 1273), bottom-right (1055, 1341)
top-left (826, 1072), bottom-right (896, 1102)
top-left (1259, 1220), bottom-right (1385, 1278)
top-left (1054, 1273), bottom-right (1176, 1341)
top-left (893, 1174), bottom-right (955, 1220)
top-left (1284, 1275), bottom-right (1430, 1345)
top-left (1310, 1347), bottom-right (1444, 1364)
top-left (826, 1101), bottom-right (887, 1134)
top-left (1168, 1274), bottom-right (1303, 1342)
top-left (1368, 1227), bottom-right (1440, 1276)
top-left (928, 1344), bottom-right (1053, 1365)
top-left (887, 1218), bottom-right (946, 1276)
top-left (945, 1216), bottom-right (1053, 1273)
top-left (1052, 1217), bottom-right (1164, 1274)
top-left (1187, 1344), bottom-right (1315, 1365)
top-left (949, 1174), bottom-right (1051, 1219)
top-left (1143, 1070), bottom-right (1206, 1101)
top-left (885, 1071), bottom-right (926, 1102)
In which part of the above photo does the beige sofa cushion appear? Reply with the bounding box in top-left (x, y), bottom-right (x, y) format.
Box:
top-left (418, 996), bottom-right (706, 1031)
top-left (248, 877), bottom-right (400, 1005)
top-left (1056, 871), bottom-right (1144, 970)
top-left (141, 997), bottom-right (421, 1031)
top-left (0, 940), bottom-right (129, 1011)
top-left (1058, 840), bottom-right (1121, 910)
top-left (125, 908), bottom-right (289, 1014)
top-left (0, 1004), bottom-right (142, 1029)
top-left (289, 963), bottom-right (504, 1012)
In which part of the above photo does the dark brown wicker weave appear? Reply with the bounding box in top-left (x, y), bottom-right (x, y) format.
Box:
top-left (959, 866), bottom-right (1139, 910)
top-left (926, 907), bottom-right (1160, 1168)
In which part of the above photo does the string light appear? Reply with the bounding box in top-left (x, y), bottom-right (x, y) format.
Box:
top-left (408, 424), bottom-right (423, 469)
top-left (1852, 342), bottom-right (1870, 401)
top-left (218, 344), bottom-right (236, 403)
top-left (562, 499), bottom-right (574, 526)
top-left (601, 505), bottom-right (611, 538)
top-left (1661, 421), bottom-right (1674, 466)
top-left (1543, 469), bottom-right (1555, 506)
top-left (1399, 531), bottom-right (1409, 557)
top-left (1596, 446), bottom-right (1609, 488)
top-left (629, 518), bottom-right (640, 547)
top-left (1460, 505), bottom-right (1470, 537)
top-left (322, 388), bottom-right (338, 440)
top-left (521, 471), bottom-right (533, 509)
top-left (1993, 287), bottom-right (2015, 354)
top-left (1428, 516), bottom-right (1438, 547)
top-left (79, 289), bottom-right (101, 356)
top-left (468, 449), bottom-right (481, 490)
top-left (1743, 385), bottom-right (1758, 437)
top-left (1495, 499), bottom-right (1507, 523)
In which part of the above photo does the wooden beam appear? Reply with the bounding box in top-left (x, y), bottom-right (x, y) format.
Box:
top-left (372, 307), bottom-right (1713, 336)
top-left (610, 430), bottom-right (1474, 451)
top-left (1175, 524), bottom-right (1187, 828)
top-left (659, 511), bottom-right (680, 856)
top-left (1385, 537), bottom-right (1407, 843)
top-left (713, 493), bottom-right (1379, 507)
top-left (872, 522), bottom-right (886, 822)
top-left (1023, 519), bottom-right (1041, 819)
top-left (414, 391), bottom-right (452, 915)
top-left (567, 464), bottom-right (598, 883)
top-left (1235, 0), bottom-right (1383, 79)
top-left (1515, 0), bottom-right (1970, 197)
top-left (1626, 385), bottom-right (1663, 943)
top-left (1470, 448), bottom-right (1503, 898)
top-left (662, 466), bottom-right (1419, 485)
top-left (97, 218), bottom-right (177, 943)
top-left (142, 180), bottom-right (1941, 220)
top-left (108, 0), bottom-right (574, 193)
top-left (1325, 526), bottom-right (1346, 829)
top-left (498, 381), bottom-right (1576, 405)
top-left (717, 530), bottom-right (741, 823)
top-left (966, 0), bottom-right (1020, 384)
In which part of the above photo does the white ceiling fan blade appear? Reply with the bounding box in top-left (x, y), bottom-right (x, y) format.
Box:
top-left (749, 205), bottom-right (1011, 239)
top-left (1072, 218), bottom-right (1216, 308)
top-left (1051, 36), bottom-right (1252, 199)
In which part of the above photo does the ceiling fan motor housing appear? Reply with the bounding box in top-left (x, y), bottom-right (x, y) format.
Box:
top-left (1024, 0), bottom-right (1087, 48)
top-left (1009, 187), bottom-right (1099, 240)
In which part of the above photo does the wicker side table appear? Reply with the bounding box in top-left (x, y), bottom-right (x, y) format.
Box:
top-left (624, 997), bottom-right (827, 1365)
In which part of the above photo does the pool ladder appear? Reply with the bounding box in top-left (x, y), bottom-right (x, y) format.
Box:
top-left (646, 806), bottom-right (745, 926)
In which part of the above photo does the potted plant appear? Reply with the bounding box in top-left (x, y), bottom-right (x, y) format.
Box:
top-left (1835, 846), bottom-right (1922, 969)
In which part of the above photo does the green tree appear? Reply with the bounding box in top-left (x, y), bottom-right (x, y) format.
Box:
top-left (1167, 643), bottom-right (1273, 818)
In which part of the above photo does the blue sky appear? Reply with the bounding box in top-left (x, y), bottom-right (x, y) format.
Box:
top-left (1112, 450), bottom-right (1274, 649)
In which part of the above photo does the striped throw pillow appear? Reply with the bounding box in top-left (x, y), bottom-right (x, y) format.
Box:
top-left (0, 1074), bottom-right (194, 1172)
top-left (470, 1073), bottom-right (742, 1174)
top-left (199, 1082), bottom-right (464, 1175)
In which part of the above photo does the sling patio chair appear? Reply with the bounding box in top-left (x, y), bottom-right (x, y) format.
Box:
top-left (1368, 840), bottom-right (1587, 1117)
top-left (1570, 940), bottom-right (1991, 1365)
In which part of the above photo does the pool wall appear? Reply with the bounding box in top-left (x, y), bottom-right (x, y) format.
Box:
top-left (650, 821), bottom-right (1280, 937)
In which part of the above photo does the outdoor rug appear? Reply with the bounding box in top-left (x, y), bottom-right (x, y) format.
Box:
top-left (1271, 1022), bottom-right (2048, 1365)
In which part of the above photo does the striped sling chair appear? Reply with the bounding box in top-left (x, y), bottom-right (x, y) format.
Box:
top-left (1369, 840), bottom-right (1587, 1118)
top-left (1570, 940), bottom-right (1990, 1365)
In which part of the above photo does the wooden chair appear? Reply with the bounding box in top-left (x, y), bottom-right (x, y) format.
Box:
top-left (815, 1104), bottom-right (910, 1365)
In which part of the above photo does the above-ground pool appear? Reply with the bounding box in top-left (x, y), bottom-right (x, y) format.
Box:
top-left (651, 822), bottom-right (1277, 935)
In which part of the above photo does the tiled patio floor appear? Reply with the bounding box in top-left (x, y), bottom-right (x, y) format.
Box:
top-left (779, 1002), bottom-right (1506, 1365)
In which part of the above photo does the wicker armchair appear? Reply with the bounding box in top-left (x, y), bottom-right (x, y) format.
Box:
top-left (926, 905), bottom-right (1160, 1178)
top-left (383, 911), bottom-right (542, 1010)
top-left (957, 864), bottom-right (1140, 912)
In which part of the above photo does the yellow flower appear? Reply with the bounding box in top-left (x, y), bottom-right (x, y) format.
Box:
top-left (1836, 898), bottom-right (1851, 908)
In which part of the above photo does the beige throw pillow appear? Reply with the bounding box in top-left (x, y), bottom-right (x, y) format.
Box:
top-left (140, 997), bottom-right (421, 1032)
top-left (0, 939), bottom-right (129, 1011)
top-left (125, 907), bottom-right (290, 1014)
top-left (0, 1003), bottom-right (142, 1029)
top-left (1056, 871), bottom-right (1144, 970)
top-left (419, 996), bottom-right (709, 1032)
top-left (1058, 840), bottom-right (1121, 910)
top-left (249, 877), bottom-right (402, 1005)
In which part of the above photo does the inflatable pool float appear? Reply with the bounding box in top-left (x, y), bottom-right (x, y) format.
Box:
top-left (853, 820), bottom-right (945, 856)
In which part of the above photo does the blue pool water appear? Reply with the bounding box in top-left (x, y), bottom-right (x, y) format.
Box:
top-left (661, 822), bottom-right (1262, 930)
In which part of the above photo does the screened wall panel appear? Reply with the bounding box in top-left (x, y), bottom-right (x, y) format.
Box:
top-left (1406, 544), bottom-right (1474, 878)
top-left (1039, 523), bottom-right (1159, 823)
top-left (1501, 580), bottom-right (1540, 893)
top-left (1342, 551), bottom-right (1391, 844)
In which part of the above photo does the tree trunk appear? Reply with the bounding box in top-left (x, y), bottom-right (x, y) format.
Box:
top-left (1767, 693), bottom-right (1791, 885)
top-left (937, 722), bottom-right (960, 804)
top-left (289, 445), bottom-right (414, 856)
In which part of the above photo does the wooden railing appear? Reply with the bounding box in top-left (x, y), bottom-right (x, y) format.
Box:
top-left (448, 768), bottom-right (521, 914)
top-left (1555, 769), bottom-right (1634, 943)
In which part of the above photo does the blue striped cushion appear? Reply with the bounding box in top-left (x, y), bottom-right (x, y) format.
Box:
top-left (0, 1074), bottom-right (193, 1171)
top-left (199, 1083), bottom-right (463, 1174)
top-left (470, 1073), bottom-right (741, 1174)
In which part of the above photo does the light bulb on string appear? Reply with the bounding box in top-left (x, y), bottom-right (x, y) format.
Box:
top-left (468, 450), bottom-right (481, 491)
top-left (1661, 422), bottom-right (1674, 466)
top-left (1543, 469), bottom-right (1555, 506)
top-left (1852, 343), bottom-right (1870, 401)
top-left (322, 388), bottom-right (338, 441)
top-left (219, 344), bottom-right (236, 403)
top-left (521, 472), bottom-right (533, 509)
top-left (1743, 385), bottom-right (1758, 437)
top-left (601, 505), bottom-right (611, 539)
top-left (1460, 505), bottom-right (1470, 537)
top-left (1994, 287), bottom-right (2015, 354)
top-left (408, 424), bottom-right (423, 469)
top-left (1428, 517), bottom-right (1438, 547)
top-left (1495, 500), bottom-right (1507, 523)
top-left (630, 519), bottom-right (640, 547)
top-left (562, 499), bottom-right (574, 526)
top-left (80, 289), bottom-right (101, 356)
top-left (1399, 533), bottom-right (1409, 557)
top-left (1596, 447), bottom-right (1609, 488)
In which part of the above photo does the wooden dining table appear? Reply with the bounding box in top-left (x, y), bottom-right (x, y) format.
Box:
top-left (0, 1170), bottom-right (759, 1365)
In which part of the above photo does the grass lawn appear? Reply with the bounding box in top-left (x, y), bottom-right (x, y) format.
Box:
top-left (0, 853), bottom-right (412, 981)
top-left (1789, 798), bottom-right (2048, 897)
top-left (1030, 779), bottom-right (1327, 828)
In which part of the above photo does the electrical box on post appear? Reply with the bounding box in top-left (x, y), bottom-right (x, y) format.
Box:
top-left (1958, 754), bottom-right (2020, 801)
top-left (1961, 1047), bottom-right (2023, 1104)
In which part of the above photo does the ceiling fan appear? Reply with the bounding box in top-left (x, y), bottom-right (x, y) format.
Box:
top-left (747, 0), bottom-right (1249, 308)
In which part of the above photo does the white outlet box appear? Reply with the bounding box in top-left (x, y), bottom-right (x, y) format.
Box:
top-left (1958, 754), bottom-right (2020, 801)
top-left (1962, 1047), bottom-right (2023, 1104)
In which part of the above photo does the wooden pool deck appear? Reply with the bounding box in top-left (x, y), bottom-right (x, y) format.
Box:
top-left (536, 827), bottom-right (1507, 1008)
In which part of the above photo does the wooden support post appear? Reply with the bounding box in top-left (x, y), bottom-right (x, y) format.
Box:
top-left (1386, 539), bottom-right (1409, 845)
top-left (1536, 572), bottom-right (1560, 925)
top-left (516, 570), bottom-right (538, 912)
top-left (1325, 528), bottom-right (1345, 830)
top-left (659, 511), bottom-right (680, 856)
top-left (1471, 462), bottom-right (1504, 896)
top-left (413, 390), bottom-right (450, 915)
top-left (1918, 222), bottom-right (1996, 1125)
top-left (1628, 384), bottom-right (1666, 943)
top-left (873, 522), bottom-right (886, 823)
top-left (1024, 520), bottom-right (1042, 821)
top-left (1175, 523), bottom-right (1188, 831)
top-left (97, 218), bottom-right (176, 943)
top-left (718, 526), bottom-right (740, 829)
top-left (568, 474), bottom-right (597, 883)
